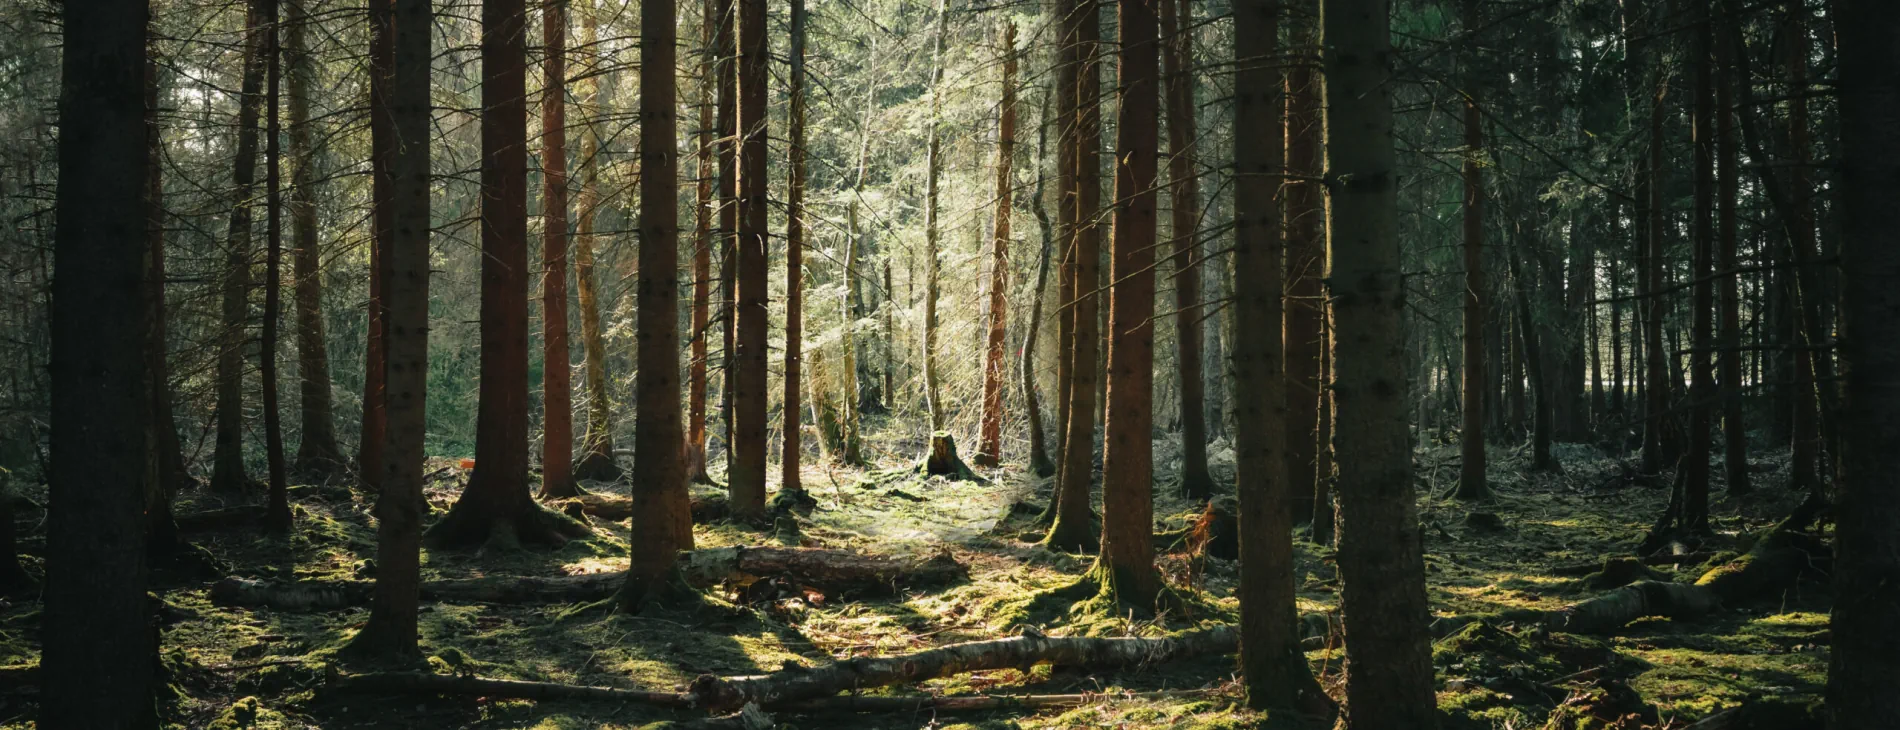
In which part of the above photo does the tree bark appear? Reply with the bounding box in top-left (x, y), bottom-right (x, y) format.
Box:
top-left (1046, 0), bottom-right (1102, 553)
top-left (144, 54), bottom-right (187, 547)
top-left (727, 0), bottom-right (770, 521)
top-left (430, 0), bottom-right (589, 549)
top-left (687, 0), bottom-right (715, 483)
top-left (538, 0), bottom-right (578, 499)
top-left (1639, 5), bottom-right (1671, 477)
top-left (1323, 0), bottom-right (1439, 724)
top-left (1050, 0), bottom-right (1079, 491)
top-left (1684, 0), bottom-right (1716, 531)
top-left (360, 0), bottom-right (394, 492)
top-left (571, 1), bottom-right (619, 483)
top-left (344, 0), bottom-right (431, 661)
top-left (781, 0), bottom-right (808, 493)
top-left (262, 0), bottom-right (291, 532)
top-left (1165, 0), bottom-right (1215, 501)
top-left (974, 23), bottom-right (1017, 468)
top-left (1830, 1), bottom-right (1900, 723)
top-left (286, 0), bottom-right (344, 478)
top-left (1022, 87), bottom-right (1057, 479)
top-left (1455, 1), bottom-right (1488, 500)
top-left (1232, 0), bottom-right (1331, 719)
top-left (1715, 0), bottom-right (1747, 495)
top-left (920, 0), bottom-right (949, 433)
top-left (211, 3), bottom-right (267, 494)
top-left (42, 2), bottom-right (156, 722)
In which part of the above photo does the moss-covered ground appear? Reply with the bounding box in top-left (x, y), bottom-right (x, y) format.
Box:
top-left (0, 426), bottom-right (1830, 728)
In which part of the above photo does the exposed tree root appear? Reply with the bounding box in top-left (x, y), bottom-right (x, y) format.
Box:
top-left (211, 546), bottom-right (966, 611)
top-left (423, 499), bottom-right (594, 550)
top-left (685, 624), bottom-right (1240, 714)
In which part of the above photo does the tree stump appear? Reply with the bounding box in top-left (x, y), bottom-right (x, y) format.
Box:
top-left (920, 431), bottom-right (983, 481)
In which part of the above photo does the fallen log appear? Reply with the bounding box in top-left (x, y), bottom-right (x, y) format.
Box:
top-left (564, 493), bottom-right (730, 524)
top-left (174, 505), bottom-right (268, 532)
top-left (685, 625), bottom-right (1239, 714)
top-left (1549, 551), bottom-right (1718, 577)
top-left (211, 546), bottom-right (966, 611)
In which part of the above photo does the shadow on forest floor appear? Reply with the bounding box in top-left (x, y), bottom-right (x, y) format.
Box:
top-left (0, 419), bottom-right (1831, 729)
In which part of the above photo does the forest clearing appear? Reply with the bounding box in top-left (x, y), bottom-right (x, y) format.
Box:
top-left (13, 0), bottom-right (1899, 727)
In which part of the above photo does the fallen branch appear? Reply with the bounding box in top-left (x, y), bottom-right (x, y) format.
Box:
top-left (212, 546), bottom-right (966, 611)
top-left (1549, 551), bottom-right (1718, 577)
top-left (686, 626), bottom-right (1238, 714)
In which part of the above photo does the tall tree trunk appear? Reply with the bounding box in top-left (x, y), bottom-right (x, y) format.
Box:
top-left (920, 0), bottom-right (949, 433)
top-left (1233, 0), bottom-right (1332, 718)
top-left (1323, 0), bottom-right (1438, 723)
top-left (211, 3), bottom-right (267, 493)
top-left (1610, 245), bottom-right (1625, 415)
top-left (431, 0), bottom-right (588, 548)
top-left (1051, 0), bottom-right (1079, 485)
top-left (538, 0), bottom-right (578, 499)
top-left (43, 3), bottom-right (156, 723)
top-left (361, 0), bottom-right (394, 492)
top-left (1640, 20), bottom-right (1671, 477)
top-left (975, 23), bottom-right (1017, 468)
top-left (145, 54), bottom-right (185, 548)
top-left (1023, 87), bottom-right (1057, 478)
top-left (1096, 0), bottom-right (1164, 610)
top-left (571, 1), bottom-right (619, 482)
top-left (782, 0), bottom-right (808, 494)
top-left (1782, 0), bottom-right (1819, 492)
top-left (728, 0), bottom-right (770, 520)
top-left (1165, 0), bottom-right (1215, 501)
top-left (618, 0), bottom-right (696, 608)
top-left (717, 0), bottom-right (736, 475)
top-left (1716, 0), bottom-right (1747, 495)
top-left (687, 0), bottom-right (715, 482)
top-left (1830, 2), bottom-right (1900, 722)
top-left (1046, 0), bottom-right (1103, 552)
top-left (345, 0), bottom-right (431, 660)
top-left (262, 0), bottom-right (291, 532)
top-left (842, 64), bottom-right (875, 466)
top-left (1312, 305), bottom-right (1335, 545)
top-left (286, 0), bottom-right (343, 478)
top-left (1455, 3), bottom-right (1488, 499)
top-left (1684, 0), bottom-right (1716, 532)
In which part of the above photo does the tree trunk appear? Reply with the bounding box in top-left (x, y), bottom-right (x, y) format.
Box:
top-left (1323, 0), bottom-right (1439, 724)
top-left (920, 0), bottom-right (949, 433)
top-left (1639, 12), bottom-right (1671, 476)
top-left (1165, 0), bottom-right (1215, 501)
top-left (1684, 0), bottom-right (1715, 532)
top-left (42, 3), bottom-right (156, 723)
top-left (538, 0), bottom-right (577, 500)
top-left (360, 0), bottom-right (394, 492)
top-left (781, 0), bottom-right (808, 493)
top-left (1512, 242), bottom-right (1558, 472)
top-left (616, 0), bottom-right (696, 609)
top-left (717, 0), bottom-right (736, 478)
top-left (1830, 1), bottom-right (1900, 723)
top-left (728, 0), bottom-right (770, 520)
top-left (1022, 87), bottom-right (1057, 479)
top-left (262, 0), bottom-right (291, 532)
top-left (1051, 0), bottom-right (1079, 487)
top-left (687, 0), bottom-right (715, 483)
top-left (841, 68), bottom-right (874, 466)
top-left (1715, 1), bottom-right (1747, 495)
top-left (1233, 0), bottom-right (1332, 718)
top-left (1046, 0), bottom-right (1102, 553)
top-left (1782, 0), bottom-right (1820, 492)
top-left (1455, 9), bottom-right (1488, 499)
top-left (345, 0), bottom-right (432, 661)
top-left (1312, 304), bottom-right (1335, 544)
top-left (571, 1), bottom-right (619, 483)
top-left (430, 0), bottom-right (589, 549)
top-left (974, 23), bottom-right (1016, 468)
top-left (286, 0), bottom-right (344, 479)
top-left (144, 54), bottom-right (186, 548)
top-left (211, 4), bottom-right (267, 493)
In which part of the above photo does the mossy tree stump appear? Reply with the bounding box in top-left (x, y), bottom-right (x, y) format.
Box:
top-left (919, 431), bottom-right (983, 481)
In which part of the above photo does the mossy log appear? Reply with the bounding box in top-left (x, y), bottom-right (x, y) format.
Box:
top-left (685, 625), bottom-right (1239, 714)
top-left (174, 504), bottom-right (268, 532)
top-left (563, 492), bottom-right (731, 523)
top-left (211, 546), bottom-right (966, 611)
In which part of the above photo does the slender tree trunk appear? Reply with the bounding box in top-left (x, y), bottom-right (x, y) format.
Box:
top-left (1782, 0), bottom-right (1819, 492)
top-left (42, 3), bottom-right (156, 722)
top-left (1454, 12), bottom-right (1488, 499)
top-left (1165, 0), bottom-right (1215, 501)
top-left (346, 0), bottom-right (431, 659)
top-left (920, 0), bottom-right (949, 433)
top-left (717, 0), bottom-right (736, 475)
top-left (286, 0), bottom-right (343, 478)
top-left (1047, 0), bottom-right (1103, 552)
top-left (728, 0), bottom-right (770, 520)
top-left (1051, 0), bottom-right (1079, 484)
top-left (145, 54), bottom-right (185, 548)
top-left (842, 66), bottom-right (875, 465)
top-left (1716, 0), bottom-right (1747, 495)
top-left (1233, 0), bottom-right (1332, 718)
top-left (262, 0), bottom-right (291, 532)
top-left (211, 3), bottom-right (267, 493)
top-left (538, 0), bottom-right (578, 499)
top-left (1610, 246), bottom-right (1624, 415)
top-left (571, 1), bottom-right (619, 482)
top-left (361, 0), bottom-right (393, 492)
top-left (975, 23), bottom-right (1017, 468)
top-left (1323, 0), bottom-right (1438, 723)
top-left (618, 0), bottom-right (695, 608)
top-left (1312, 305), bottom-right (1335, 545)
top-left (1023, 88), bottom-right (1057, 478)
top-left (1684, 0), bottom-right (1715, 531)
top-left (431, 0), bottom-right (587, 548)
top-left (1830, 2), bottom-right (1900, 722)
top-left (1641, 26), bottom-right (1671, 476)
top-left (782, 0), bottom-right (808, 494)
top-left (687, 0), bottom-right (715, 482)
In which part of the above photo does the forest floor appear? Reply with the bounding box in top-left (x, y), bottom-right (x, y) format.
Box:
top-left (0, 419), bottom-right (1830, 729)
